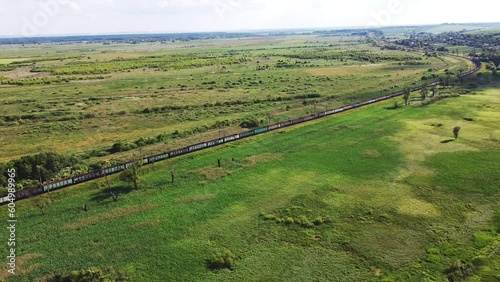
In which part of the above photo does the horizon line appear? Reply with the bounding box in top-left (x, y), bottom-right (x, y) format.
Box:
top-left (1, 21), bottom-right (499, 39)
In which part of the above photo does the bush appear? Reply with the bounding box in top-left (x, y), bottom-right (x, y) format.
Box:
top-left (284, 217), bottom-right (294, 225)
top-left (240, 117), bottom-right (260, 128)
top-left (313, 217), bottom-right (324, 225)
top-left (445, 260), bottom-right (474, 281)
top-left (44, 266), bottom-right (129, 282)
top-left (494, 211), bottom-right (500, 233)
top-left (110, 141), bottom-right (138, 153)
top-left (206, 250), bottom-right (235, 270)
top-left (473, 232), bottom-right (495, 248)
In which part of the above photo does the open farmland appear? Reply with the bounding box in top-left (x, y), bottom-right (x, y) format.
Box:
top-left (0, 73), bottom-right (498, 281)
top-left (0, 35), bottom-right (472, 168)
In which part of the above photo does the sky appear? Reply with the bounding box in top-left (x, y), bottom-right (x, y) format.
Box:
top-left (0, 0), bottom-right (498, 37)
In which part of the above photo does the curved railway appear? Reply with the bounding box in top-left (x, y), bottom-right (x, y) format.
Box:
top-left (0, 56), bottom-right (482, 206)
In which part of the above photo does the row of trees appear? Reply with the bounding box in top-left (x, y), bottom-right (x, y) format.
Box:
top-left (31, 54), bottom-right (245, 75)
top-left (283, 49), bottom-right (422, 63)
top-left (0, 75), bottom-right (106, 86)
top-left (402, 83), bottom-right (439, 106)
top-left (0, 152), bottom-right (84, 189)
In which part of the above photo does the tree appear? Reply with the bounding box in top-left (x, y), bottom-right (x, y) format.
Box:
top-left (403, 87), bottom-right (411, 106)
top-left (491, 62), bottom-right (498, 76)
top-left (456, 72), bottom-right (464, 85)
top-left (431, 85), bottom-right (438, 97)
top-left (420, 84), bottom-right (429, 101)
top-left (32, 194), bottom-right (52, 216)
top-left (120, 158), bottom-right (141, 190)
top-left (453, 126), bottom-right (461, 140)
top-left (110, 191), bottom-right (119, 202)
top-left (166, 161), bottom-right (175, 185)
top-left (103, 167), bottom-right (112, 190)
top-left (439, 74), bottom-right (451, 87)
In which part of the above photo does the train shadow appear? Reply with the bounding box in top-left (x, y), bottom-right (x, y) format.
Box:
top-left (440, 139), bottom-right (455, 144)
top-left (90, 185), bottom-right (134, 202)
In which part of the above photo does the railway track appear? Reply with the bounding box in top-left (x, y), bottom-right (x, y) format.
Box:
top-left (0, 56), bottom-right (482, 206)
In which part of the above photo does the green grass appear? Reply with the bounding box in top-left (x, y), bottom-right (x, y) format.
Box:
top-left (425, 151), bottom-right (500, 194)
top-left (0, 58), bottom-right (29, 64)
top-left (1, 77), bottom-right (499, 281)
top-left (0, 36), bottom-right (468, 164)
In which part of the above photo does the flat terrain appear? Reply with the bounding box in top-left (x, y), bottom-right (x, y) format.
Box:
top-left (0, 36), bottom-right (471, 165)
top-left (1, 76), bottom-right (498, 281)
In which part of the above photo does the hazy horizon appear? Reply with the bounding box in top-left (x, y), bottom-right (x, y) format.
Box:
top-left (1, 0), bottom-right (499, 37)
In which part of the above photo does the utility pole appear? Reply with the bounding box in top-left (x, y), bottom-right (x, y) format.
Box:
top-left (139, 146), bottom-right (145, 166)
top-left (37, 165), bottom-right (43, 185)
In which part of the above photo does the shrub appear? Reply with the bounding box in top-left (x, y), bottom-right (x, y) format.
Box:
top-left (494, 211), bottom-right (500, 233)
top-left (110, 141), bottom-right (138, 153)
top-left (206, 250), bottom-right (235, 270)
top-left (263, 214), bottom-right (276, 221)
top-left (473, 232), bottom-right (495, 248)
top-left (240, 117), bottom-right (260, 128)
top-left (313, 217), bottom-right (324, 226)
top-left (445, 260), bottom-right (474, 281)
top-left (426, 254), bottom-right (441, 264)
top-left (44, 266), bottom-right (129, 282)
top-left (284, 217), bottom-right (294, 225)
top-left (453, 126), bottom-right (461, 140)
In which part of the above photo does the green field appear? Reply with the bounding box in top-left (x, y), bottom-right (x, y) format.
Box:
top-left (0, 35), bottom-right (471, 167)
top-left (0, 58), bottom-right (29, 65)
top-left (1, 74), bottom-right (498, 281)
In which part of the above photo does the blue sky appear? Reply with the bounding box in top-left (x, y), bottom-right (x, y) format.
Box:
top-left (0, 0), bottom-right (498, 36)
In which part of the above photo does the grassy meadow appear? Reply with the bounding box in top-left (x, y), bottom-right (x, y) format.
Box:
top-left (0, 35), bottom-right (472, 165)
top-left (1, 73), bottom-right (498, 281)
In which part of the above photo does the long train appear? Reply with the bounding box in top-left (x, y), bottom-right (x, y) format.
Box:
top-left (0, 57), bottom-right (482, 205)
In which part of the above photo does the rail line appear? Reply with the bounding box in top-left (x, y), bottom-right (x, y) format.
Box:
top-left (0, 56), bottom-right (482, 205)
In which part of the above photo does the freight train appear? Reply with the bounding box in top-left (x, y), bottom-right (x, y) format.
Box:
top-left (0, 57), bottom-right (482, 205)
